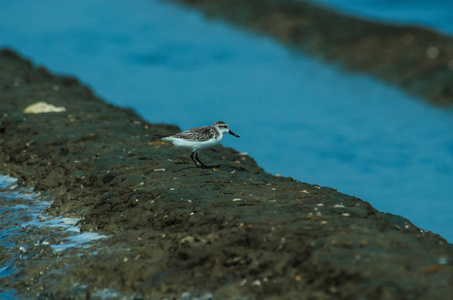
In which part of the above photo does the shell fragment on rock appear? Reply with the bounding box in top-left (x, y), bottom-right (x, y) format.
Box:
top-left (24, 102), bottom-right (66, 114)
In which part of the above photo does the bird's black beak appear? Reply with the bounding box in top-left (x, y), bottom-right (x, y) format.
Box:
top-left (229, 130), bottom-right (240, 138)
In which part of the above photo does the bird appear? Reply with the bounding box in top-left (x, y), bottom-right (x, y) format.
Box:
top-left (160, 121), bottom-right (240, 168)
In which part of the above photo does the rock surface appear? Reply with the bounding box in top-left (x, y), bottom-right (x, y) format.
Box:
top-left (0, 49), bottom-right (452, 299)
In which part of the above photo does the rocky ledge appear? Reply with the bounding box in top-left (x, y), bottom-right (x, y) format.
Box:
top-left (0, 49), bottom-right (452, 299)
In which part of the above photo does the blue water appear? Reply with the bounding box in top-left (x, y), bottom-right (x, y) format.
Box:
top-left (311, 0), bottom-right (453, 35)
top-left (1, 0), bottom-right (452, 242)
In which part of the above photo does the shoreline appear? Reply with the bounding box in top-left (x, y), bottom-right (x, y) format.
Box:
top-left (169, 0), bottom-right (453, 108)
top-left (1, 49), bottom-right (452, 298)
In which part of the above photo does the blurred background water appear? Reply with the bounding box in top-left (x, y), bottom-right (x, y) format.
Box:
top-left (0, 0), bottom-right (452, 242)
top-left (311, 0), bottom-right (453, 35)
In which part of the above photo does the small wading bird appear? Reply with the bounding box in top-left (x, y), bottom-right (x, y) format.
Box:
top-left (160, 121), bottom-right (240, 168)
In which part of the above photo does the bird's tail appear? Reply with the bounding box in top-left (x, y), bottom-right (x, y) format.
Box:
top-left (154, 134), bottom-right (168, 139)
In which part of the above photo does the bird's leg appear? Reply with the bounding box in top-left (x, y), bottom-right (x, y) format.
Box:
top-left (196, 152), bottom-right (212, 169)
top-left (190, 152), bottom-right (200, 168)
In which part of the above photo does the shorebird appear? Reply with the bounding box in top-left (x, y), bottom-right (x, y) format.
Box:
top-left (161, 121), bottom-right (240, 168)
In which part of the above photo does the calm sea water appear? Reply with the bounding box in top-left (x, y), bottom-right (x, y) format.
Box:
top-left (1, 0), bottom-right (452, 242)
top-left (311, 0), bottom-right (453, 35)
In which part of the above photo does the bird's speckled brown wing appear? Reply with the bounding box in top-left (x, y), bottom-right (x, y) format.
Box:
top-left (171, 126), bottom-right (218, 141)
